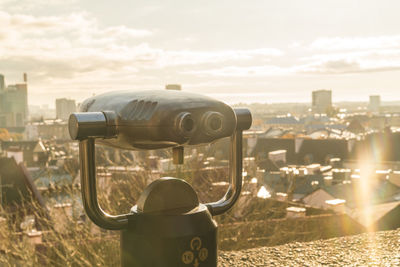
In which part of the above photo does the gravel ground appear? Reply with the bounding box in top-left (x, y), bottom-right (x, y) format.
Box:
top-left (219, 229), bottom-right (400, 266)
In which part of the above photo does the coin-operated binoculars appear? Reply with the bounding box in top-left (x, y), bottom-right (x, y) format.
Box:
top-left (69, 90), bottom-right (252, 267)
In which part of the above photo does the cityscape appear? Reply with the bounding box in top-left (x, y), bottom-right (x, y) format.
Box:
top-left (2, 70), bottom-right (400, 265)
top-left (2, 1), bottom-right (400, 266)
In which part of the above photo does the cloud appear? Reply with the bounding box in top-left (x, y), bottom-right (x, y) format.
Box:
top-left (184, 56), bottom-right (400, 78)
top-left (183, 65), bottom-right (292, 77)
top-left (4, 5), bottom-right (398, 106)
top-left (156, 48), bottom-right (283, 67)
top-left (301, 59), bottom-right (400, 75)
top-left (184, 35), bottom-right (400, 78)
top-left (0, 10), bottom-right (285, 105)
top-left (299, 38), bottom-right (400, 75)
top-left (278, 35), bottom-right (400, 75)
top-left (0, 11), bottom-right (154, 79)
top-left (313, 60), bottom-right (362, 73)
top-left (0, 11), bottom-right (283, 80)
top-left (0, 0), bottom-right (78, 12)
top-left (310, 36), bottom-right (400, 51)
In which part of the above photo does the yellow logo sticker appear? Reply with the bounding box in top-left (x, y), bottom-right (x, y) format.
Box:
top-left (199, 248), bottom-right (208, 262)
top-left (190, 237), bottom-right (202, 251)
top-left (182, 251), bottom-right (194, 264)
top-left (181, 237), bottom-right (209, 266)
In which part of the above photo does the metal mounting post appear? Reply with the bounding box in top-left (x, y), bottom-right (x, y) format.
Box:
top-left (79, 138), bottom-right (129, 230)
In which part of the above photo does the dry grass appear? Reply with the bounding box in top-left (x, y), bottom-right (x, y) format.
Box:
top-left (0, 143), bottom-right (362, 266)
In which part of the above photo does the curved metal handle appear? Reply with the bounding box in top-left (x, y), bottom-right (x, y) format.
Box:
top-left (79, 138), bottom-right (129, 230)
top-left (206, 130), bottom-right (243, 216)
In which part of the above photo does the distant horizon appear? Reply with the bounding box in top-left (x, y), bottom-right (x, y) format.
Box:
top-left (26, 91), bottom-right (400, 109)
top-left (205, 93), bottom-right (399, 105)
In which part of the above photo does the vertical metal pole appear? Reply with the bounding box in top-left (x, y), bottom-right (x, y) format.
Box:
top-left (0, 175), bottom-right (2, 207)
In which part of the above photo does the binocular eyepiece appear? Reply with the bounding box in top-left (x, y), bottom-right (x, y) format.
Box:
top-left (69, 90), bottom-right (251, 150)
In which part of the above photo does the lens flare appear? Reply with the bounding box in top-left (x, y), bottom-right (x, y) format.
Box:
top-left (355, 147), bottom-right (382, 232)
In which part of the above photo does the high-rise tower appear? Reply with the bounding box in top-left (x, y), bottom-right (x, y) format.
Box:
top-left (0, 74), bottom-right (5, 91)
top-left (312, 90), bottom-right (332, 114)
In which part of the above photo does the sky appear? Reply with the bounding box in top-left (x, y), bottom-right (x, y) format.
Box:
top-left (1, 0), bottom-right (400, 107)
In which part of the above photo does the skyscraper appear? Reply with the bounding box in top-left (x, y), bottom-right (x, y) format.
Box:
top-left (0, 74), bottom-right (4, 91)
top-left (0, 74), bottom-right (28, 128)
top-left (56, 98), bottom-right (76, 120)
top-left (369, 95), bottom-right (381, 113)
top-left (312, 90), bottom-right (332, 114)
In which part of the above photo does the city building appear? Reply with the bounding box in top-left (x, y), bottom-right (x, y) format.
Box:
top-left (369, 95), bottom-right (381, 113)
top-left (312, 90), bottom-right (332, 114)
top-left (1, 140), bottom-right (48, 167)
top-left (25, 120), bottom-right (69, 140)
top-left (0, 73), bottom-right (28, 129)
top-left (165, 84), bottom-right (182, 90)
top-left (29, 104), bottom-right (56, 120)
top-left (56, 98), bottom-right (76, 120)
top-left (0, 74), bottom-right (5, 90)
top-left (265, 115), bottom-right (303, 131)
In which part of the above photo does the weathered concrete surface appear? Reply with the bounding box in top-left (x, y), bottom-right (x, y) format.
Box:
top-left (219, 229), bottom-right (400, 266)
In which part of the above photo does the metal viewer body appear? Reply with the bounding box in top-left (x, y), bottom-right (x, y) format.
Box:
top-left (69, 90), bottom-right (252, 267)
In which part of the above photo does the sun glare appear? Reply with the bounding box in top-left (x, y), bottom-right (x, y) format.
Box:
top-left (357, 156), bottom-right (379, 232)
top-left (257, 186), bottom-right (271, 199)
